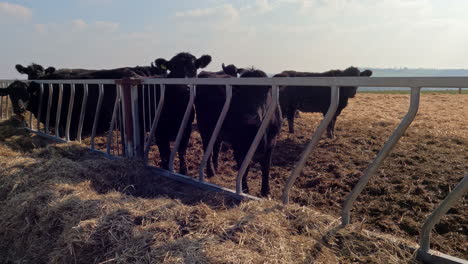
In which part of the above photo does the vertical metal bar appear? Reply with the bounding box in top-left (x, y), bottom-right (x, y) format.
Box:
top-left (107, 87), bottom-right (121, 154)
top-left (131, 84), bottom-right (142, 158)
top-left (236, 86), bottom-right (280, 194)
top-left (37, 84), bottom-right (44, 132)
top-left (341, 87), bottom-right (421, 226)
top-left (0, 85), bottom-right (3, 120)
top-left (148, 84), bottom-right (152, 131)
top-left (5, 92), bottom-right (9, 118)
top-left (119, 96), bottom-right (125, 156)
top-left (169, 85), bottom-right (195, 172)
top-left (282, 86), bottom-right (340, 203)
top-left (144, 84), bottom-right (165, 162)
top-left (29, 106), bottom-right (33, 129)
top-left (142, 85), bottom-right (147, 142)
top-left (419, 175), bottom-right (468, 252)
top-left (120, 82), bottom-right (134, 157)
top-left (55, 84), bottom-right (64, 138)
top-left (77, 84), bottom-right (88, 142)
top-left (65, 84), bottom-right (75, 141)
top-left (45, 84), bottom-right (53, 134)
top-left (91, 84), bottom-right (104, 150)
top-left (0, 84), bottom-right (4, 120)
top-left (459, 88), bottom-right (462, 94)
top-left (199, 85), bottom-right (233, 182)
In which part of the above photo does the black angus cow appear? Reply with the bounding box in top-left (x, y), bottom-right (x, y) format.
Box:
top-left (275, 67), bottom-right (372, 138)
top-left (145, 52), bottom-right (212, 174)
top-left (195, 67), bottom-right (282, 196)
top-left (4, 62), bottom-right (167, 142)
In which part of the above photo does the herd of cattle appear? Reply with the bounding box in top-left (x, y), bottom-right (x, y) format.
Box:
top-left (0, 52), bottom-right (372, 196)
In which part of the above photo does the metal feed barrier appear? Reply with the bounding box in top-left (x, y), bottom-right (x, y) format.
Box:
top-left (0, 80), bottom-right (15, 120)
top-left (0, 76), bottom-right (467, 264)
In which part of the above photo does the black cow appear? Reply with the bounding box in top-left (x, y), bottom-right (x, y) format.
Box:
top-left (144, 52), bottom-right (211, 174)
top-left (3, 62), bottom-right (167, 142)
top-left (196, 67), bottom-right (282, 196)
top-left (275, 67), bottom-right (372, 138)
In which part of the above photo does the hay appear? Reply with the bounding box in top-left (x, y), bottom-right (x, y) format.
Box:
top-left (0, 117), bottom-right (422, 263)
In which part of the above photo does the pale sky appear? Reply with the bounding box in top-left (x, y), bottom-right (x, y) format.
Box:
top-left (1, 0), bottom-right (468, 78)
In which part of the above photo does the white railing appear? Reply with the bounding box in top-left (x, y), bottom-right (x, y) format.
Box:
top-left (1, 76), bottom-right (467, 264)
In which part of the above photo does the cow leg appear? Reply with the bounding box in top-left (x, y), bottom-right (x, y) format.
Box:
top-left (286, 108), bottom-right (296, 133)
top-left (212, 139), bottom-right (221, 171)
top-left (326, 116), bottom-right (336, 139)
top-left (157, 140), bottom-right (171, 171)
top-left (233, 147), bottom-right (250, 194)
top-left (177, 126), bottom-right (192, 175)
top-left (260, 147), bottom-right (273, 197)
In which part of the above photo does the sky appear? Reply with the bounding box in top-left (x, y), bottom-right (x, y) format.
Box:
top-left (1, 0), bottom-right (468, 78)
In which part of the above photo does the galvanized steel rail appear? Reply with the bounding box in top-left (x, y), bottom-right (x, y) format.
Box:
top-left (1, 77), bottom-right (467, 264)
top-left (417, 175), bottom-right (468, 264)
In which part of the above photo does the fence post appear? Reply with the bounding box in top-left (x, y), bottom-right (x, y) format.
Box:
top-left (116, 78), bottom-right (142, 159)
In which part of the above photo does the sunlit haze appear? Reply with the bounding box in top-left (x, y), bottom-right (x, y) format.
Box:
top-left (1, 0), bottom-right (468, 78)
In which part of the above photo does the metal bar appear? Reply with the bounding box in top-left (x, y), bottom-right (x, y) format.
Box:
top-left (199, 85), bottom-right (233, 182)
top-left (120, 83), bottom-right (134, 157)
top-left (141, 76), bottom-right (468, 88)
top-left (131, 84), bottom-right (142, 158)
top-left (54, 84), bottom-right (64, 138)
top-left (77, 84), bottom-right (88, 142)
top-left (282, 86), bottom-right (340, 203)
top-left (29, 106), bottom-right (33, 129)
top-left (90, 84), bottom-right (104, 150)
top-left (45, 84), bottom-right (53, 134)
top-left (419, 175), bottom-right (468, 252)
top-left (37, 84), bottom-right (44, 132)
top-left (5, 93), bottom-right (9, 118)
top-left (107, 88), bottom-right (121, 155)
top-left (341, 87), bottom-right (422, 226)
top-left (459, 88), bottom-right (462, 94)
top-left (169, 84), bottom-right (195, 172)
top-left (119, 96), bottom-right (125, 156)
top-left (148, 84), bottom-right (152, 131)
top-left (65, 84), bottom-right (75, 141)
top-left (142, 85), bottom-right (147, 143)
top-left (236, 85), bottom-right (280, 194)
top-left (144, 84), bottom-right (165, 162)
top-left (0, 87), bottom-right (3, 120)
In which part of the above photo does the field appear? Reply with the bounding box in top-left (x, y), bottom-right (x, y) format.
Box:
top-left (0, 93), bottom-right (466, 263)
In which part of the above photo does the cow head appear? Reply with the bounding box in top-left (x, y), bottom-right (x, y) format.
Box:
top-left (0, 81), bottom-right (36, 118)
top-left (15, 63), bottom-right (47, 80)
top-left (341, 67), bottom-right (373, 98)
top-left (222, 63), bottom-right (244, 77)
top-left (235, 68), bottom-right (270, 125)
top-left (155, 52), bottom-right (211, 78)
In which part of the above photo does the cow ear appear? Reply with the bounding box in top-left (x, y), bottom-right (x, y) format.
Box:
top-left (360, 69), bottom-right (373, 77)
top-left (222, 63), bottom-right (226, 71)
top-left (16, 64), bottom-right (27, 74)
top-left (155, 58), bottom-right (169, 70)
top-left (45, 67), bottom-right (56, 74)
top-left (195, 55), bottom-right (211, 69)
top-left (0, 87), bottom-right (10, 96)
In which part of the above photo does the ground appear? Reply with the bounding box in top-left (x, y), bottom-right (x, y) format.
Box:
top-left (0, 92), bottom-right (466, 263)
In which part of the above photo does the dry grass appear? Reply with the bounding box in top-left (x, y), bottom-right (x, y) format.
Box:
top-left (0, 118), bottom-right (421, 263)
top-left (0, 93), bottom-right (466, 263)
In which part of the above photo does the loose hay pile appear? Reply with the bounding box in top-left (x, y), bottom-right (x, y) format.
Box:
top-left (0, 119), bottom-right (420, 263)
